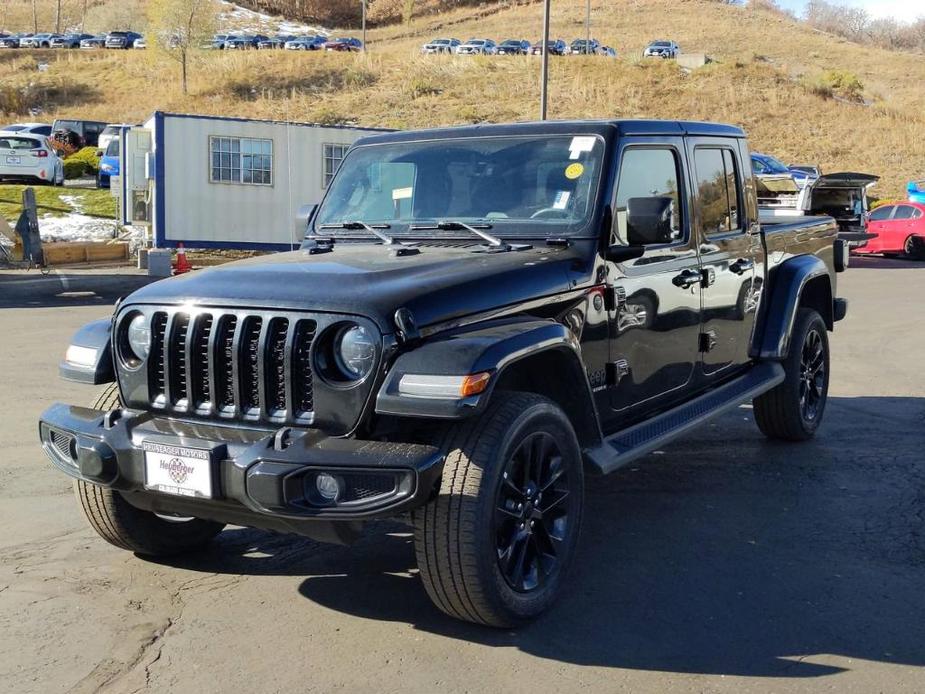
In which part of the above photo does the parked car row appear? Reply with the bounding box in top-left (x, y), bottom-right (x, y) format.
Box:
top-left (0, 30), bottom-right (144, 49)
top-left (422, 36), bottom-right (618, 57)
top-left (210, 33), bottom-right (362, 52)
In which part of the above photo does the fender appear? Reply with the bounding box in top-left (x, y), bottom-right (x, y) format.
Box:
top-left (59, 318), bottom-right (115, 385)
top-left (375, 318), bottom-right (595, 422)
top-left (754, 254), bottom-right (832, 360)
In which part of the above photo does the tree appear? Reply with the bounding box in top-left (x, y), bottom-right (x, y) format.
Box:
top-left (146, 0), bottom-right (220, 95)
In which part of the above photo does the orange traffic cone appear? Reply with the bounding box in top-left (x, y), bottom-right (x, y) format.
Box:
top-left (174, 242), bottom-right (192, 275)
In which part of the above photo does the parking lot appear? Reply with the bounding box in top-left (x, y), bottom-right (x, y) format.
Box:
top-left (0, 257), bottom-right (923, 693)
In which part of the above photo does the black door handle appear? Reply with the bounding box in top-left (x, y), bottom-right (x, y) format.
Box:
top-left (672, 268), bottom-right (703, 289)
top-left (730, 258), bottom-right (754, 275)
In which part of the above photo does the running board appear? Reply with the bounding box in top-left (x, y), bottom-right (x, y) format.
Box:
top-left (585, 362), bottom-right (785, 475)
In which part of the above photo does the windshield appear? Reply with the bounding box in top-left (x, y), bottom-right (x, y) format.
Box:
top-left (652, 41), bottom-right (671, 47)
top-left (432, 39), bottom-right (450, 44)
top-left (314, 134), bottom-right (605, 239)
top-left (752, 154), bottom-right (790, 175)
top-left (105, 138), bottom-right (120, 157)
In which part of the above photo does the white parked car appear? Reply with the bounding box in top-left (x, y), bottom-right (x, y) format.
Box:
top-left (456, 39), bottom-right (497, 55)
top-left (0, 131), bottom-right (64, 185)
top-left (643, 40), bottom-right (680, 58)
top-left (0, 122), bottom-right (53, 136)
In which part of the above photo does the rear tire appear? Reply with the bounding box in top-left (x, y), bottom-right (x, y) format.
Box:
top-left (74, 384), bottom-right (225, 556)
top-left (904, 235), bottom-right (924, 260)
top-left (413, 392), bottom-right (583, 627)
top-left (753, 308), bottom-right (829, 441)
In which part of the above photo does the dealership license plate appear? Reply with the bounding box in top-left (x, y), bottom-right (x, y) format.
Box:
top-left (143, 442), bottom-right (213, 498)
top-left (5, 156), bottom-right (21, 165)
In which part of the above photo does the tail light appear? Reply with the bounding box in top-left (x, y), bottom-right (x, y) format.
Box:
top-left (32, 149), bottom-right (48, 158)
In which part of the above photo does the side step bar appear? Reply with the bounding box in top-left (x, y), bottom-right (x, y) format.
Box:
top-left (585, 362), bottom-right (785, 475)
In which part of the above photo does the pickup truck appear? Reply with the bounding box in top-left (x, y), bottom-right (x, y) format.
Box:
top-left (39, 120), bottom-right (848, 627)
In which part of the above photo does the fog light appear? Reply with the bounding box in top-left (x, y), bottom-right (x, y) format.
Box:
top-left (315, 473), bottom-right (342, 502)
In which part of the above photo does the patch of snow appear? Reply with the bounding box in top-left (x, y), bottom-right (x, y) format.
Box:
top-left (38, 213), bottom-right (120, 243)
top-left (219, 1), bottom-right (329, 37)
top-left (58, 194), bottom-right (85, 214)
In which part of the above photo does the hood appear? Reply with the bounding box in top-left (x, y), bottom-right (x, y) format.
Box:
top-left (755, 174), bottom-right (799, 194)
top-left (124, 242), bottom-right (589, 334)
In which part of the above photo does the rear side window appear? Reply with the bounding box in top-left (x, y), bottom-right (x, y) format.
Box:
top-left (613, 147), bottom-right (683, 244)
top-left (893, 205), bottom-right (915, 220)
top-left (695, 148), bottom-right (743, 235)
top-left (868, 206), bottom-right (893, 221)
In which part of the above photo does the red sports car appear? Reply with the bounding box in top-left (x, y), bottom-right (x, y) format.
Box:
top-left (858, 201), bottom-right (925, 259)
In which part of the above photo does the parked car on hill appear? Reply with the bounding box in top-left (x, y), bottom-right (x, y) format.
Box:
top-left (50, 33), bottom-right (94, 48)
top-left (530, 39), bottom-right (567, 55)
top-left (40, 118), bottom-right (849, 629)
top-left (285, 35), bottom-right (326, 50)
top-left (133, 36), bottom-right (146, 49)
top-left (457, 38), bottom-right (497, 55)
top-left (211, 33), bottom-right (230, 49)
top-left (105, 31), bottom-right (142, 49)
top-left (569, 38), bottom-right (603, 55)
top-left (323, 37), bottom-right (363, 52)
top-left (1, 122), bottom-right (53, 136)
top-left (0, 131), bottom-right (64, 185)
top-left (225, 34), bottom-right (267, 49)
top-left (20, 33), bottom-right (61, 48)
top-left (421, 38), bottom-right (461, 54)
top-left (0, 33), bottom-right (33, 48)
top-left (601, 46), bottom-right (617, 58)
top-left (860, 202), bottom-right (925, 258)
top-left (80, 34), bottom-right (106, 49)
top-left (497, 39), bottom-right (531, 55)
top-left (644, 40), bottom-right (680, 58)
top-left (51, 118), bottom-right (107, 148)
top-left (257, 35), bottom-right (295, 49)
top-left (787, 164), bottom-right (820, 189)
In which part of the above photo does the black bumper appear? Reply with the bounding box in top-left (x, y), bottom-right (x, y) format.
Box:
top-left (39, 403), bottom-right (444, 540)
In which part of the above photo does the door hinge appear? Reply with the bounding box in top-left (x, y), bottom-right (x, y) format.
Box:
top-left (606, 358), bottom-right (630, 386)
top-left (699, 330), bottom-right (718, 353)
top-left (604, 286), bottom-right (626, 312)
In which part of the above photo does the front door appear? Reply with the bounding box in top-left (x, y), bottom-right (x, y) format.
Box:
top-left (689, 140), bottom-right (762, 376)
top-left (606, 140), bottom-right (703, 415)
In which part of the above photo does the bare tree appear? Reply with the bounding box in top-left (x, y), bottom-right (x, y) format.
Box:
top-left (32, 0), bottom-right (38, 33)
top-left (147, 0), bottom-right (220, 95)
top-left (55, 0), bottom-right (62, 33)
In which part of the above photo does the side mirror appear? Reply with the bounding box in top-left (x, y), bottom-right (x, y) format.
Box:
top-left (296, 203), bottom-right (318, 230)
top-left (605, 244), bottom-right (645, 263)
top-left (626, 196), bottom-right (675, 245)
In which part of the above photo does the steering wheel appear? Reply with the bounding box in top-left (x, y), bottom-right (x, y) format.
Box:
top-left (530, 208), bottom-right (570, 219)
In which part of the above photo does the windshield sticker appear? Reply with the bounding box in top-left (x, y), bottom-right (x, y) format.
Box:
top-left (392, 186), bottom-right (413, 200)
top-left (565, 163), bottom-right (584, 180)
top-left (568, 136), bottom-right (596, 160)
top-left (553, 190), bottom-right (571, 210)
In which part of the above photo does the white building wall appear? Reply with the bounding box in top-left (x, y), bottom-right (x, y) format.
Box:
top-left (151, 113), bottom-right (381, 248)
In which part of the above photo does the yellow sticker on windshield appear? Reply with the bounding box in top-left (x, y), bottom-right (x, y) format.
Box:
top-left (565, 163), bottom-right (584, 180)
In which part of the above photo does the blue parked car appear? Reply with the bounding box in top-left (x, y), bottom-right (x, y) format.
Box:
top-left (909, 180), bottom-right (925, 204)
top-left (96, 134), bottom-right (121, 189)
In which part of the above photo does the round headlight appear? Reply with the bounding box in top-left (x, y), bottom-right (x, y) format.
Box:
top-left (335, 325), bottom-right (376, 381)
top-left (126, 313), bottom-right (151, 362)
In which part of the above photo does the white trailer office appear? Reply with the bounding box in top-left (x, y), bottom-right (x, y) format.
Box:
top-left (119, 112), bottom-right (387, 250)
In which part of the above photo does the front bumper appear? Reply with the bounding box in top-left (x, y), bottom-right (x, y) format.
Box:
top-left (39, 403), bottom-right (444, 540)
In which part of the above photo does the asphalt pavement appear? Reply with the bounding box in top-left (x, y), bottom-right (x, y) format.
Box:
top-left (0, 259), bottom-right (923, 693)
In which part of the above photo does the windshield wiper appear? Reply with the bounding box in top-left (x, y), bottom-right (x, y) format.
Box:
top-left (319, 220), bottom-right (395, 245)
top-left (409, 220), bottom-right (506, 248)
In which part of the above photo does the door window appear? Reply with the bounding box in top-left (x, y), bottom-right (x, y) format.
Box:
top-left (868, 205), bottom-right (893, 221)
top-left (893, 205), bottom-right (915, 220)
top-left (695, 148), bottom-right (743, 235)
top-left (613, 147), bottom-right (683, 245)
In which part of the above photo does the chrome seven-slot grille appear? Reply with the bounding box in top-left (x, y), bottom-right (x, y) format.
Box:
top-left (146, 310), bottom-right (317, 424)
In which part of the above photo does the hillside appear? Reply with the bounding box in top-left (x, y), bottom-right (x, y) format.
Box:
top-left (2, 0), bottom-right (923, 198)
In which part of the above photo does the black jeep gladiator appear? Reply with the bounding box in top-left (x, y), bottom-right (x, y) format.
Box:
top-left (39, 120), bottom-right (849, 627)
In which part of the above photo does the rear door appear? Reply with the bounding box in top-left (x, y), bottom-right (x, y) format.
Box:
top-left (689, 138), bottom-right (761, 377)
top-left (606, 138), bottom-right (702, 415)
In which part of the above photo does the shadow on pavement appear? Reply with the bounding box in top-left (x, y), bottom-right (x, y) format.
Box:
top-left (150, 395), bottom-right (925, 678)
top-left (848, 255), bottom-right (925, 270)
top-left (0, 271), bottom-right (156, 308)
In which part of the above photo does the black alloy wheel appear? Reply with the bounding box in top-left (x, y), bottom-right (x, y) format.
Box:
top-left (799, 326), bottom-right (826, 422)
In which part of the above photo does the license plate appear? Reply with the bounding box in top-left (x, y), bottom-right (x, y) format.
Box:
top-left (143, 442), bottom-right (213, 498)
top-left (6, 156), bottom-right (21, 165)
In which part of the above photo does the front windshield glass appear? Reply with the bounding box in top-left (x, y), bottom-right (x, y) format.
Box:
top-left (106, 138), bottom-right (120, 156)
top-left (314, 134), bottom-right (605, 238)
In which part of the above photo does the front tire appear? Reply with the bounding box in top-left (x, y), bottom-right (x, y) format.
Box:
top-left (413, 392), bottom-right (583, 627)
top-left (753, 308), bottom-right (830, 441)
top-left (74, 384), bottom-right (225, 556)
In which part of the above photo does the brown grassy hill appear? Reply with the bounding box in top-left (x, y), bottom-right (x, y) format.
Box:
top-left (2, 0), bottom-right (922, 198)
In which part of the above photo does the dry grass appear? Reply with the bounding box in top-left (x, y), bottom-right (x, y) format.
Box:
top-left (1, 0), bottom-right (923, 197)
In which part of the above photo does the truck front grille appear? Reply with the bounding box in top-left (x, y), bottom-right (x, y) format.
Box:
top-left (146, 310), bottom-right (316, 424)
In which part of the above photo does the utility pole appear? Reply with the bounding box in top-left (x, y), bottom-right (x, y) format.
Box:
top-left (55, 0), bottom-right (62, 34)
top-left (362, 0), bottom-right (367, 52)
top-left (31, 0), bottom-right (38, 34)
top-left (540, 0), bottom-right (551, 120)
top-left (585, 0), bottom-right (591, 48)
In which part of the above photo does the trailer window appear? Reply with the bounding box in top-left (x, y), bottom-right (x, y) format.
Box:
top-left (695, 147), bottom-right (742, 235)
top-left (323, 143), bottom-right (349, 188)
top-left (209, 136), bottom-right (273, 186)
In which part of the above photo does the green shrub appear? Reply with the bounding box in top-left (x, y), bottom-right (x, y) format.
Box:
top-left (67, 146), bottom-right (101, 174)
top-left (805, 70), bottom-right (865, 102)
top-left (63, 160), bottom-right (88, 180)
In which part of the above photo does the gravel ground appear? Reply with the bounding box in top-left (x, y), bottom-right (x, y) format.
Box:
top-left (0, 258), bottom-right (923, 694)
